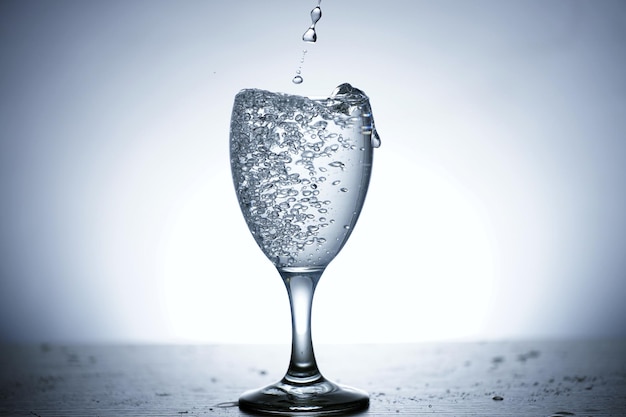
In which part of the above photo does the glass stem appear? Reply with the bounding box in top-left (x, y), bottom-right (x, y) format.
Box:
top-left (279, 268), bottom-right (324, 384)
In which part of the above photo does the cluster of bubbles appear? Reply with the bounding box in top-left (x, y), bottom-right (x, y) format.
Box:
top-left (230, 84), bottom-right (378, 269)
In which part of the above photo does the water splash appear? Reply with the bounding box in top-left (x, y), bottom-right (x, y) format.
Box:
top-left (327, 83), bottom-right (382, 148)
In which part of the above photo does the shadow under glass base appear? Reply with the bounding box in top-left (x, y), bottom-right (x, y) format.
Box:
top-left (239, 376), bottom-right (369, 416)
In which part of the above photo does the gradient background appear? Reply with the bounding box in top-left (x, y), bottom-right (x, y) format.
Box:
top-left (1, 0), bottom-right (625, 344)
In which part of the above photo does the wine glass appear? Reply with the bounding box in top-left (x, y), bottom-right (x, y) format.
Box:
top-left (230, 83), bottom-right (380, 415)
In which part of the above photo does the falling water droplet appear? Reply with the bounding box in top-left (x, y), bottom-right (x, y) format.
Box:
top-left (302, 3), bottom-right (322, 43)
top-left (292, 50), bottom-right (308, 85)
top-left (310, 6), bottom-right (322, 24)
top-left (302, 27), bottom-right (317, 43)
top-left (292, 1), bottom-right (322, 83)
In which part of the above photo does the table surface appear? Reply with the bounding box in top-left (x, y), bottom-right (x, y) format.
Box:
top-left (1, 340), bottom-right (625, 416)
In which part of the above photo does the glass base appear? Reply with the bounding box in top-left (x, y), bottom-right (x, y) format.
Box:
top-left (239, 376), bottom-right (369, 416)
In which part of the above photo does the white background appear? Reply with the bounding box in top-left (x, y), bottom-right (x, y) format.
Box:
top-left (1, 0), bottom-right (625, 344)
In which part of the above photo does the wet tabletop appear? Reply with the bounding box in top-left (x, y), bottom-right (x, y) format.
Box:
top-left (1, 340), bottom-right (625, 416)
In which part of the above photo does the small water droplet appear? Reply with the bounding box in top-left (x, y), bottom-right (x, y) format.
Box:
top-left (292, 49), bottom-right (308, 84)
top-left (371, 129), bottom-right (381, 148)
top-left (343, 225), bottom-right (350, 230)
top-left (311, 6), bottom-right (322, 24)
top-left (340, 187), bottom-right (348, 192)
top-left (302, 27), bottom-right (317, 42)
